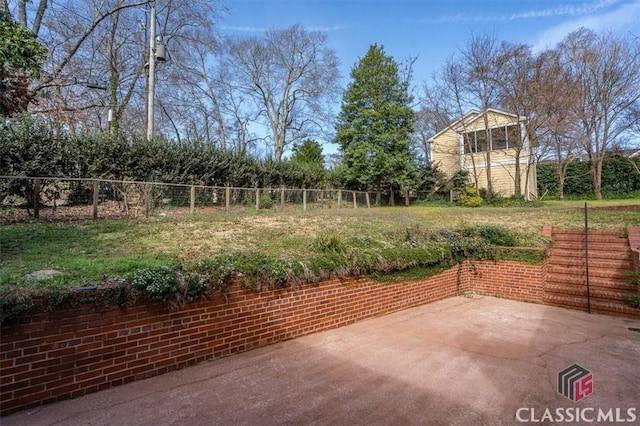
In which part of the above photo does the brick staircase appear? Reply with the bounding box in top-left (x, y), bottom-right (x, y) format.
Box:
top-left (544, 229), bottom-right (640, 319)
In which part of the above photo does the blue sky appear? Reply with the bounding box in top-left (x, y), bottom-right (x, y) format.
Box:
top-left (221, 0), bottom-right (640, 86)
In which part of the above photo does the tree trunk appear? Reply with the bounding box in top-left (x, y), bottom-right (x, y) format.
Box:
top-left (483, 112), bottom-right (493, 195)
top-left (591, 157), bottom-right (603, 200)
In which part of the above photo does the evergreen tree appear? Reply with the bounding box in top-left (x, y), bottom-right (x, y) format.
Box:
top-left (290, 139), bottom-right (326, 188)
top-left (335, 44), bottom-right (416, 205)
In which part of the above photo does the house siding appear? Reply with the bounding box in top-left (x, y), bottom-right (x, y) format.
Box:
top-left (430, 110), bottom-right (537, 198)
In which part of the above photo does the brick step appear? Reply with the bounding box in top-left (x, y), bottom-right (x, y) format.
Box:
top-left (544, 283), bottom-right (630, 302)
top-left (550, 241), bottom-right (630, 252)
top-left (547, 257), bottom-right (634, 271)
top-left (590, 301), bottom-right (640, 319)
top-left (553, 230), bottom-right (627, 241)
top-left (543, 293), bottom-right (589, 311)
top-left (548, 248), bottom-right (632, 262)
top-left (543, 294), bottom-right (640, 319)
top-left (547, 265), bottom-right (635, 281)
top-left (545, 275), bottom-right (637, 291)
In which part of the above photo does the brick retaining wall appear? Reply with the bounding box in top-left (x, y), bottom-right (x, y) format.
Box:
top-left (459, 260), bottom-right (547, 303)
top-left (1, 260), bottom-right (544, 415)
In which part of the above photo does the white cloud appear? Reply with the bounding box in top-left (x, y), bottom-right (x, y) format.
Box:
top-left (532, 0), bottom-right (640, 51)
top-left (509, 0), bottom-right (619, 20)
top-left (420, 0), bottom-right (622, 24)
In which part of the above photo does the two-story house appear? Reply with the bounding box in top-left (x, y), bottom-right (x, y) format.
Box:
top-left (428, 108), bottom-right (537, 199)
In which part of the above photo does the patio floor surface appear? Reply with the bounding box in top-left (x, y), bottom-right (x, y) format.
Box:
top-left (4, 295), bottom-right (640, 425)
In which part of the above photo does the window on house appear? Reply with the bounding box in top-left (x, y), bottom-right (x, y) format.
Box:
top-left (463, 132), bottom-right (475, 154)
top-left (491, 126), bottom-right (508, 150)
top-left (507, 124), bottom-right (521, 148)
top-left (476, 130), bottom-right (488, 152)
top-left (463, 124), bottom-right (520, 153)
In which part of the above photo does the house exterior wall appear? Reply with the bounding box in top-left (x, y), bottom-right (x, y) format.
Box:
top-left (430, 110), bottom-right (537, 198)
top-left (430, 127), bottom-right (460, 178)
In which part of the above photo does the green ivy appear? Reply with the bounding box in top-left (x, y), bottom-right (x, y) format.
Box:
top-left (0, 293), bottom-right (34, 322)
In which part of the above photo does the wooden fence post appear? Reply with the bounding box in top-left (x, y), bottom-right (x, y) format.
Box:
top-left (281, 186), bottom-right (285, 209)
top-left (303, 188), bottom-right (307, 211)
top-left (33, 178), bottom-right (40, 218)
top-left (92, 181), bottom-right (99, 220)
top-left (353, 191), bottom-right (357, 209)
top-left (256, 188), bottom-right (260, 210)
top-left (190, 186), bottom-right (195, 214)
top-left (365, 192), bottom-right (371, 208)
top-left (225, 184), bottom-right (230, 213)
top-left (337, 190), bottom-right (342, 209)
top-left (144, 184), bottom-right (150, 218)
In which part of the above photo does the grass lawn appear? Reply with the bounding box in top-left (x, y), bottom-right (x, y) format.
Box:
top-left (1, 199), bottom-right (639, 290)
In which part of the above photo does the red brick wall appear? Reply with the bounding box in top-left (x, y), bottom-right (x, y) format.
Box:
top-left (460, 260), bottom-right (545, 303)
top-left (1, 270), bottom-right (458, 415)
top-left (0, 261), bottom-right (543, 416)
top-left (629, 226), bottom-right (640, 273)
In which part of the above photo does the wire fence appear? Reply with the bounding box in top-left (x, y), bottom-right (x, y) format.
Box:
top-left (0, 176), bottom-right (392, 222)
top-left (0, 176), bottom-right (452, 222)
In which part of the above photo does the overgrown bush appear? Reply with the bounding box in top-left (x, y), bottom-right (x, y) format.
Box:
top-left (470, 224), bottom-right (519, 247)
top-left (259, 192), bottom-right (274, 209)
top-left (458, 186), bottom-right (483, 207)
top-left (0, 293), bottom-right (35, 322)
top-left (537, 155), bottom-right (640, 199)
top-left (131, 266), bottom-right (181, 301)
top-left (131, 266), bottom-right (209, 308)
top-left (311, 233), bottom-right (347, 254)
top-left (625, 293), bottom-right (640, 309)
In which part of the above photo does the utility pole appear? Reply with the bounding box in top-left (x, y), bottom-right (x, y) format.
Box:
top-left (146, 6), bottom-right (157, 141)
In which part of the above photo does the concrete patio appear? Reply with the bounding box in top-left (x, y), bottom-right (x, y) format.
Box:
top-left (4, 296), bottom-right (640, 425)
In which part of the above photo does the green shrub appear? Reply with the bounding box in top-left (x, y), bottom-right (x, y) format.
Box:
top-left (431, 229), bottom-right (491, 261)
top-left (131, 266), bottom-right (181, 301)
top-left (473, 225), bottom-right (519, 247)
top-left (0, 293), bottom-right (35, 323)
top-left (196, 254), bottom-right (237, 295)
top-left (311, 233), bottom-right (346, 254)
top-left (458, 186), bottom-right (483, 207)
top-left (224, 251), bottom-right (291, 290)
top-left (259, 193), bottom-right (274, 209)
top-left (625, 293), bottom-right (640, 309)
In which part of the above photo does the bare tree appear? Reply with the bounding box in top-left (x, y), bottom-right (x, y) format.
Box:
top-left (224, 24), bottom-right (340, 161)
top-left (414, 81), bottom-right (451, 164)
top-left (558, 28), bottom-right (640, 199)
top-left (458, 33), bottom-right (504, 195)
top-left (6, 0), bottom-right (223, 136)
top-left (425, 57), bottom-right (481, 188)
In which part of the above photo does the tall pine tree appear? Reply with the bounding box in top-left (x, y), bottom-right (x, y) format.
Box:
top-left (335, 44), bottom-right (415, 205)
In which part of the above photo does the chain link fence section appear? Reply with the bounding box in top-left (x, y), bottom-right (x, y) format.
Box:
top-left (0, 177), bottom-right (376, 222)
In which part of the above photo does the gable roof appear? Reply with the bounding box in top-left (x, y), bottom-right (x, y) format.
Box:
top-left (427, 108), bottom-right (523, 142)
